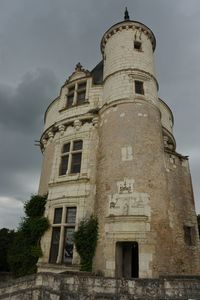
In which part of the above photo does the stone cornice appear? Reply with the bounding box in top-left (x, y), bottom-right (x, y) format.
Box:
top-left (101, 20), bottom-right (156, 53)
top-left (103, 68), bottom-right (159, 91)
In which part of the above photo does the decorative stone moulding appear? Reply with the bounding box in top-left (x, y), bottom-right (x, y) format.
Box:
top-left (101, 22), bottom-right (156, 54)
top-left (47, 131), bottom-right (54, 142)
top-left (42, 138), bottom-right (47, 149)
top-left (58, 124), bottom-right (65, 135)
top-left (92, 117), bottom-right (98, 128)
top-left (73, 119), bottom-right (82, 131)
top-left (163, 136), bottom-right (169, 147)
top-left (66, 62), bottom-right (91, 84)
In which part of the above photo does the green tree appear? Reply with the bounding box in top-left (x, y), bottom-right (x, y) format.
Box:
top-left (0, 228), bottom-right (15, 272)
top-left (197, 214), bottom-right (200, 238)
top-left (74, 216), bottom-right (98, 272)
top-left (8, 195), bottom-right (49, 277)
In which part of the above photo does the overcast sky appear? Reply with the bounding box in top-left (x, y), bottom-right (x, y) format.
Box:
top-left (0, 0), bottom-right (199, 229)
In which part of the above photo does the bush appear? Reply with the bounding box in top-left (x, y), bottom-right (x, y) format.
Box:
top-left (8, 195), bottom-right (49, 277)
top-left (74, 216), bottom-right (98, 272)
top-left (0, 228), bottom-right (15, 272)
top-left (24, 194), bottom-right (47, 218)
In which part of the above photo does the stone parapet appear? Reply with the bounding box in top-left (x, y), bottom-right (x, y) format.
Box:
top-left (0, 272), bottom-right (200, 299)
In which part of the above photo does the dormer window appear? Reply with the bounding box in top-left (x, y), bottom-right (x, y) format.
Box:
top-left (77, 82), bottom-right (86, 105)
top-left (66, 81), bottom-right (87, 108)
top-left (67, 85), bottom-right (75, 108)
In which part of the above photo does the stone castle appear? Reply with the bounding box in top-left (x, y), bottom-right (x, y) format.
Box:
top-left (37, 9), bottom-right (200, 278)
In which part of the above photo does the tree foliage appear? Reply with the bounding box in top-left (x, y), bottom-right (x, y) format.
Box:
top-left (74, 216), bottom-right (98, 272)
top-left (8, 194), bottom-right (49, 277)
top-left (0, 228), bottom-right (15, 272)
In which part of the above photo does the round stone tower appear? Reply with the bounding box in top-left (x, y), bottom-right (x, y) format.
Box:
top-left (93, 11), bottom-right (200, 278)
top-left (37, 9), bottom-right (200, 278)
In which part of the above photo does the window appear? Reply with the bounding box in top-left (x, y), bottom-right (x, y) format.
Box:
top-left (66, 81), bottom-right (87, 108)
top-left (49, 227), bottom-right (61, 263)
top-left (135, 80), bottom-right (144, 95)
top-left (134, 41), bottom-right (142, 51)
top-left (63, 208), bottom-right (76, 263)
top-left (59, 140), bottom-right (83, 176)
top-left (49, 207), bottom-right (77, 264)
top-left (77, 82), bottom-right (86, 105)
top-left (184, 226), bottom-right (195, 246)
top-left (67, 85), bottom-right (75, 108)
top-left (53, 208), bottom-right (63, 224)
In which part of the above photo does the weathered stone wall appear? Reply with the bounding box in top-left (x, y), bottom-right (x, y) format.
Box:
top-left (1, 273), bottom-right (200, 300)
top-left (164, 151), bottom-right (200, 275)
top-left (38, 141), bottom-right (55, 196)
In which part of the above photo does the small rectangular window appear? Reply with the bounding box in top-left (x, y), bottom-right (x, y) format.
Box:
top-left (53, 208), bottom-right (63, 224)
top-left (71, 153), bottom-right (82, 173)
top-left (135, 81), bottom-right (144, 95)
top-left (134, 41), bottom-right (142, 51)
top-left (60, 155), bottom-right (69, 175)
top-left (184, 226), bottom-right (195, 246)
top-left (73, 140), bottom-right (83, 151)
top-left (49, 227), bottom-right (60, 263)
top-left (66, 207), bottom-right (76, 224)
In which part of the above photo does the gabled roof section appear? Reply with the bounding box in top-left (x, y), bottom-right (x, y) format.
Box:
top-left (91, 60), bottom-right (103, 85)
top-left (66, 63), bottom-right (91, 84)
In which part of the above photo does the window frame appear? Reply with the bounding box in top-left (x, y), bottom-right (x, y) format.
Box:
top-left (135, 80), bottom-right (144, 95)
top-left (183, 225), bottom-right (196, 246)
top-left (134, 41), bottom-right (142, 51)
top-left (49, 206), bottom-right (77, 265)
top-left (66, 80), bottom-right (87, 108)
top-left (59, 140), bottom-right (83, 176)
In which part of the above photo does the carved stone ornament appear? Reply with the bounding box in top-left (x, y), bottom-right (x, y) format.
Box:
top-left (74, 119), bottom-right (82, 131)
top-left (58, 124), bottom-right (65, 135)
top-left (47, 131), bottom-right (54, 142)
top-left (108, 178), bottom-right (150, 217)
top-left (117, 178), bottom-right (134, 194)
top-left (42, 138), bottom-right (47, 148)
top-left (92, 117), bottom-right (98, 128)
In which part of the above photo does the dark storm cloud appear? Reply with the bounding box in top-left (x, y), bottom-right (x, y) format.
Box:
top-left (0, 69), bottom-right (58, 133)
top-left (0, 0), bottom-right (199, 228)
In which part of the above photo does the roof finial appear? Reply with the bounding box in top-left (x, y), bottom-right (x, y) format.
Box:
top-left (124, 7), bottom-right (130, 20)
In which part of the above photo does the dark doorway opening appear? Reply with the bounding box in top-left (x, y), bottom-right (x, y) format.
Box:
top-left (116, 241), bottom-right (139, 278)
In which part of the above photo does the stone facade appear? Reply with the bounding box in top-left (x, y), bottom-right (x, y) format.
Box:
top-left (37, 15), bottom-right (200, 278)
top-left (1, 273), bottom-right (200, 300)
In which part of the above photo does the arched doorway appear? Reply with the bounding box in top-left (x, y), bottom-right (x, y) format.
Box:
top-left (116, 241), bottom-right (139, 278)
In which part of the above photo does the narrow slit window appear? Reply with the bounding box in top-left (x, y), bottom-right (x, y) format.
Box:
top-left (184, 226), bottom-right (195, 246)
